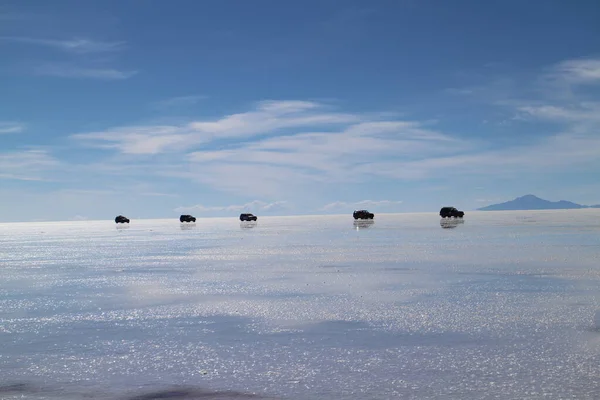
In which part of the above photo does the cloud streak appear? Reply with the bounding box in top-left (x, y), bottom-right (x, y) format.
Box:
top-left (0, 149), bottom-right (60, 181)
top-left (549, 58), bottom-right (600, 85)
top-left (0, 36), bottom-right (125, 53)
top-left (0, 122), bottom-right (24, 134)
top-left (72, 100), bottom-right (359, 154)
top-left (34, 64), bottom-right (137, 80)
top-left (70, 78), bottom-right (600, 199)
top-left (2, 35), bottom-right (135, 81)
top-left (62, 57), bottom-right (600, 202)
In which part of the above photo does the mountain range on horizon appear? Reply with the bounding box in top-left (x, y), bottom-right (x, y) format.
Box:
top-left (477, 195), bottom-right (600, 211)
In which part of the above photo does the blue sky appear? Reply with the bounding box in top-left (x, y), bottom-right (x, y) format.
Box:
top-left (1, 0), bottom-right (600, 222)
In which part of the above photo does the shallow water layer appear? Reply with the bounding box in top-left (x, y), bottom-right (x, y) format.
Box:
top-left (1, 210), bottom-right (600, 399)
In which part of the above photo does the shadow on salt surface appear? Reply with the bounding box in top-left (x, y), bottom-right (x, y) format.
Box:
top-left (0, 383), bottom-right (274, 399)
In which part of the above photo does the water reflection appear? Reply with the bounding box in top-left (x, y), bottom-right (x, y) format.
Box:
top-left (354, 220), bottom-right (375, 229)
top-left (240, 221), bottom-right (257, 229)
top-left (116, 224), bottom-right (130, 230)
top-left (180, 222), bottom-right (196, 230)
top-left (440, 219), bottom-right (464, 229)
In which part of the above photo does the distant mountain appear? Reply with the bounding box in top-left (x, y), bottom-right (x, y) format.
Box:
top-left (478, 195), bottom-right (599, 211)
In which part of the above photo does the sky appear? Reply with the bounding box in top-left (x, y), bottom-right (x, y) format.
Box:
top-left (1, 0), bottom-right (600, 222)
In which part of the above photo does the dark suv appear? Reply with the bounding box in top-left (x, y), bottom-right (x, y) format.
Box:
top-left (353, 210), bottom-right (374, 220)
top-left (115, 215), bottom-right (130, 223)
top-left (179, 214), bottom-right (196, 223)
top-left (439, 207), bottom-right (464, 218)
top-left (239, 213), bottom-right (258, 221)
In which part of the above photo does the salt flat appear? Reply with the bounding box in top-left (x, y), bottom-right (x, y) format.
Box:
top-left (1, 210), bottom-right (599, 399)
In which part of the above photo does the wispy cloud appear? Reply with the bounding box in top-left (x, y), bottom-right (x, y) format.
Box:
top-left (153, 95), bottom-right (207, 110)
top-left (351, 131), bottom-right (600, 180)
top-left (517, 103), bottom-right (600, 122)
top-left (0, 36), bottom-right (125, 53)
top-left (72, 100), bottom-right (359, 154)
top-left (0, 149), bottom-right (60, 181)
top-left (0, 122), bottom-right (24, 134)
top-left (70, 93), bottom-right (599, 198)
top-left (182, 116), bottom-right (465, 195)
top-left (321, 200), bottom-right (403, 211)
top-left (548, 58), bottom-right (600, 85)
top-left (187, 100), bottom-right (357, 140)
top-left (2, 34), bottom-right (135, 80)
top-left (34, 64), bottom-right (137, 80)
top-left (72, 125), bottom-right (192, 154)
top-left (174, 200), bottom-right (289, 214)
top-left (68, 55), bottom-right (600, 200)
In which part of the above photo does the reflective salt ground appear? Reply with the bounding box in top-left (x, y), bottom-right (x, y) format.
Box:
top-left (1, 210), bottom-right (600, 399)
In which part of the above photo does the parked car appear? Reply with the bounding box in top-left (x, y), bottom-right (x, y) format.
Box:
top-left (240, 213), bottom-right (258, 221)
top-left (115, 215), bottom-right (130, 223)
top-left (353, 210), bottom-right (374, 220)
top-left (179, 214), bottom-right (196, 223)
top-left (439, 207), bottom-right (464, 218)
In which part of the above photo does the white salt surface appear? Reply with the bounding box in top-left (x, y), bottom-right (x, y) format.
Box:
top-left (1, 210), bottom-right (600, 399)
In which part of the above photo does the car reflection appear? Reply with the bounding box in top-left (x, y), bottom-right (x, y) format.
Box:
top-left (440, 219), bottom-right (465, 229)
top-left (240, 221), bottom-right (257, 229)
top-left (180, 223), bottom-right (196, 230)
top-left (353, 219), bottom-right (375, 229)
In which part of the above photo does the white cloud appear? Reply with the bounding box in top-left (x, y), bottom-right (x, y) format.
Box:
top-left (517, 103), bottom-right (600, 122)
top-left (0, 122), bottom-right (24, 134)
top-left (0, 36), bottom-right (125, 53)
top-left (174, 200), bottom-right (289, 214)
top-left (550, 58), bottom-right (600, 85)
top-left (72, 125), bottom-right (191, 154)
top-left (68, 56), bottom-right (600, 200)
top-left (71, 95), bottom-right (600, 199)
top-left (181, 115), bottom-right (468, 196)
top-left (321, 200), bottom-right (403, 211)
top-left (0, 149), bottom-right (60, 181)
top-left (187, 100), bottom-right (357, 140)
top-left (350, 128), bottom-right (600, 180)
top-left (71, 100), bottom-right (359, 155)
top-left (34, 64), bottom-right (137, 80)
